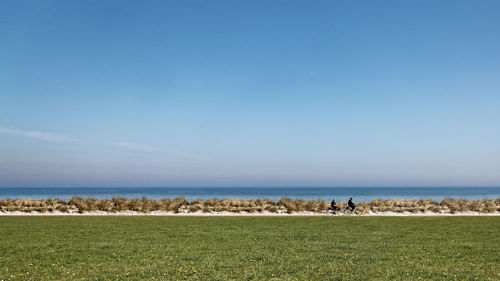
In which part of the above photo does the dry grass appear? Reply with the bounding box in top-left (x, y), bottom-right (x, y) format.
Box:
top-left (0, 197), bottom-right (499, 214)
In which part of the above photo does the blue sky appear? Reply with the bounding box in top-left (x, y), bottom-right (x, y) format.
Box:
top-left (1, 0), bottom-right (499, 187)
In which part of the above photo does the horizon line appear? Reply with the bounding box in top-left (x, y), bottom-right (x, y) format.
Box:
top-left (2, 186), bottom-right (500, 189)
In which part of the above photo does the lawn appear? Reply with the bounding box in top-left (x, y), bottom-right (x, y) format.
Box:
top-left (0, 217), bottom-right (499, 280)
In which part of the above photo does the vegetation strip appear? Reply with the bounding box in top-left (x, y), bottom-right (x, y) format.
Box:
top-left (1, 197), bottom-right (499, 214)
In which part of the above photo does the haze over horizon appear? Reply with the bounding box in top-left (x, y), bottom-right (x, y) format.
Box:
top-left (1, 0), bottom-right (499, 187)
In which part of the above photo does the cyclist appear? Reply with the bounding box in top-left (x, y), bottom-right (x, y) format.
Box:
top-left (329, 198), bottom-right (339, 214)
top-left (347, 197), bottom-right (356, 214)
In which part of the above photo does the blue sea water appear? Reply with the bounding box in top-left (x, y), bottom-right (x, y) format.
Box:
top-left (0, 187), bottom-right (499, 202)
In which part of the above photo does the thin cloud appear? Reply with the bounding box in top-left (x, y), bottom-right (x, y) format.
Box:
top-left (115, 141), bottom-right (204, 161)
top-left (0, 127), bottom-right (203, 161)
top-left (115, 142), bottom-right (158, 152)
top-left (174, 151), bottom-right (205, 162)
top-left (0, 127), bottom-right (82, 143)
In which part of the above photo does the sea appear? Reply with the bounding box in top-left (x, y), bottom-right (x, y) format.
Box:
top-left (1, 187), bottom-right (499, 202)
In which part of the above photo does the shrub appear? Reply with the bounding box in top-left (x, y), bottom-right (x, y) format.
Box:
top-left (0, 197), bottom-right (498, 214)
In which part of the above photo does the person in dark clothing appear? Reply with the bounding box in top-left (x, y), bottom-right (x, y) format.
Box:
top-left (347, 198), bottom-right (356, 213)
top-left (330, 198), bottom-right (339, 214)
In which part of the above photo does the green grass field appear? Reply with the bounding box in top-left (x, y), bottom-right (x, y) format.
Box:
top-left (0, 217), bottom-right (499, 280)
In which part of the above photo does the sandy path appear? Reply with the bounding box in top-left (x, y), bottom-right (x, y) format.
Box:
top-left (1, 211), bottom-right (499, 216)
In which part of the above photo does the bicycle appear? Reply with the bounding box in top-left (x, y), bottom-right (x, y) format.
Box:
top-left (327, 207), bottom-right (339, 216)
top-left (343, 206), bottom-right (360, 216)
top-left (327, 206), bottom-right (360, 216)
